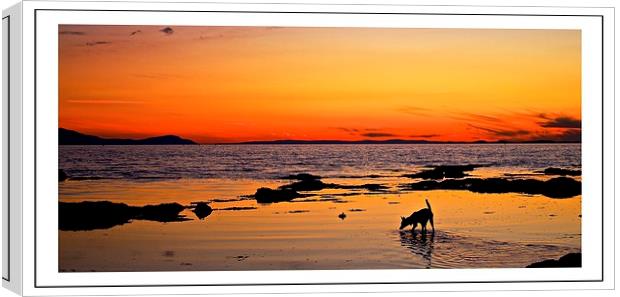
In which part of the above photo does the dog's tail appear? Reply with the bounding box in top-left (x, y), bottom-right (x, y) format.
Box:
top-left (426, 198), bottom-right (435, 232)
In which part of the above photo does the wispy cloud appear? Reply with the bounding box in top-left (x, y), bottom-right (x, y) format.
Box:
top-left (85, 41), bottom-right (112, 47)
top-left (198, 27), bottom-right (282, 41)
top-left (468, 124), bottom-right (530, 137)
top-left (410, 134), bottom-right (440, 138)
top-left (330, 127), bottom-right (360, 134)
top-left (361, 132), bottom-right (397, 138)
top-left (66, 100), bottom-right (144, 105)
top-left (449, 112), bottom-right (504, 124)
top-left (60, 31), bottom-right (86, 35)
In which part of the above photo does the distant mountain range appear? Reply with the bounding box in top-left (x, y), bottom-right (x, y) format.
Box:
top-left (59, 128), bottom-right (197, 145)
top-left (59, 128), bottom-right (579, 145)
top-left (233, 139), bottom-right (578, 145)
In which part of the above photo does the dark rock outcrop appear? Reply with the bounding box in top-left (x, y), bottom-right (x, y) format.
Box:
top-left (281, 173), bottom-right (322, 181)
top-left (280, 178), bottom-right (331, 191)
top-left (540, 167), bottom-right (581, 176)
top-left (254, 173), bottom-right (389, 203)
top-left (138, 203), bottom-right (186, 222)
top-left (189, 202), bottom-right (213, 220)
top-left (403, 165), bottom-right (484, 180)
top-left (59, 201), bottom-right (189, 231)
top-left (402, 176), bottom-right (581, 198)
top-left (526, 253), bottom-right (581, 268)
top-left (59, 169), bottom-right (68, 182)
top-left (59, 201), bottom-right (135, 231)
top-left (254, 187), bottom-right (303, 203)
top-left (338, 183), bottom-right (388, 191)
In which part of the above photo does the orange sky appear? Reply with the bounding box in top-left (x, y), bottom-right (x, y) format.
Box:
top-left (59, 25), bottom-right (581, 144)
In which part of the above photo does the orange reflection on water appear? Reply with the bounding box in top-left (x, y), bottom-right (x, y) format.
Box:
top-left (59, 178), bottom-right (580, 271)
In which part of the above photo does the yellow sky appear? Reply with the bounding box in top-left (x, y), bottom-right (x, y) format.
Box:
top-left (59, 25), bottom-right (581, 143)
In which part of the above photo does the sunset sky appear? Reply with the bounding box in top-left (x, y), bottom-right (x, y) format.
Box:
top-left (59, 25), bottom-right (581, 144)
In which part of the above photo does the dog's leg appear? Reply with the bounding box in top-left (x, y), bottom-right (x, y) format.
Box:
top-left (430, 214), bottom-right (435, 233)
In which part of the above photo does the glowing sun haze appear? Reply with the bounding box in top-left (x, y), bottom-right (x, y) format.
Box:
top-left (59, 25), bottom-right (581, 144)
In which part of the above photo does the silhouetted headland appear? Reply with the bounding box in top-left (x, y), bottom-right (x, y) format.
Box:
top-left (526, 253), bottom-right (581, 268)
top-left (59, 128), bottom-right (196, 145)
top-left (59, 201), bottom-right (189, 231)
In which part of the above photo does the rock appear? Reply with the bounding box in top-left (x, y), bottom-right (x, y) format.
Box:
top-left (526, 253), bottom-right (581, 268)
top-left (59, 201), bottom-right (135, 231)
top-left (338, 212), bottom-right (346, 220)
top-left (254, 187), bottom-right (302, 203)
top-left (280, 179), bottom-right (331, 191)
top-left (403, 165), bottom-right (484, 180)
top-left (216, 206), bottom-right (257, 211)
top-left (281, 173), bottom-right (321, 180)
top-left (138, 203), bottom-right (187, 222)
top-left (59, 201), bottom-right (189, 231)
top-left (277, 173), bottom-right (389, 193)
top-left (343, 183), bottom-right (388, 191)
top-left (190, 202), bottom-right (213, 220)
top-left (59, 169), bottom-right (69, 182)
top-left (403, 177), bottom-right (581, 198)
top-left (255, 174), bottom-right (389, 203)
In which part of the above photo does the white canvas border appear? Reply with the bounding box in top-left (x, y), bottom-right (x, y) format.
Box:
top-left (2, 0), bottom-right (613, 295)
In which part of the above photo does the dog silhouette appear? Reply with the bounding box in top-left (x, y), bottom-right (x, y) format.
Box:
top-left (399, 199), bottom-right (434, 233)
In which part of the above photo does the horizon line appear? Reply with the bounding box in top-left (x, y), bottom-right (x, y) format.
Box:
top-left (58, 128), bottom-right (582, 145)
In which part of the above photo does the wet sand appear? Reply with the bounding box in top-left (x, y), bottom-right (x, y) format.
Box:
top-left (59, 176), bottom-right (581, 271)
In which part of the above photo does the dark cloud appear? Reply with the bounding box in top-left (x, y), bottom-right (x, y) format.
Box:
top-left (85, 41), bottom-right (112, 46)
top-left (361, 132), bottom-right (397, 138)
top-left (129, 30), bottom-right (142, 36)
top-left (554, 129), bottom-right (581, 142)
top-left (469, 124), bottom-right (530, 137)
top-left (529, 129), bottom-right (581, 142)
top-left (160, 27), bottom-right (174, 35)
top-left (60, 31), bottom-right (85, 35)
top-left (410, 134), bottom-right (440, 138)
top-left (539, 116), bottom-right (581, 128)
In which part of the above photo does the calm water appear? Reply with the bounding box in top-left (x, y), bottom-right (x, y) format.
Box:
top-left (59, 144), bottom-right (581, 271)
top-left (59, 144), bottom-right (581, 180)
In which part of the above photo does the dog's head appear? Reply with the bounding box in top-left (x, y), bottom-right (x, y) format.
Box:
top-left (399, 216), bottom-right (409, 230)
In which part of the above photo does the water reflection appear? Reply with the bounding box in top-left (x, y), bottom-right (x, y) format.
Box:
top-left (399, 230), bottom-right (436, 268)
